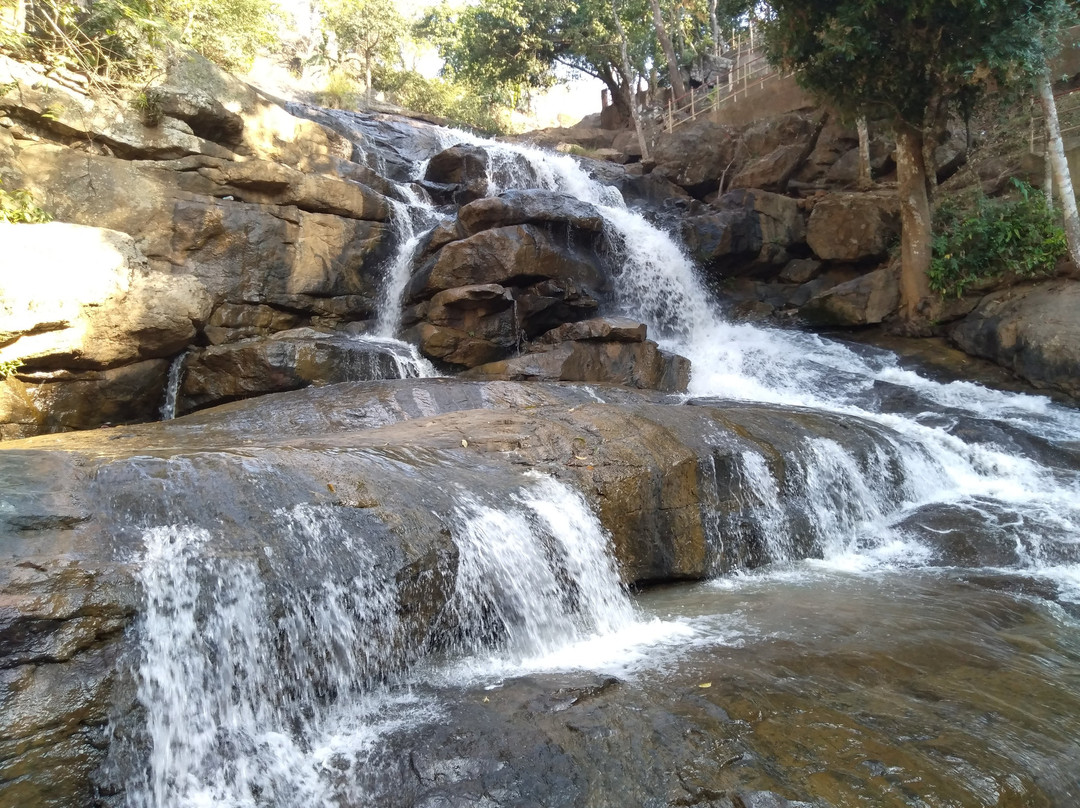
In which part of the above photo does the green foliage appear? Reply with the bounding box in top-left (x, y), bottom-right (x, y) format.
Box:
top-left (316, 70), bottom-right (359, 109)
top-left (929, 180), bottom-right (1067, 298)
top-left (762, 0), bottom-right (1075, 128)
top-left (0, 180), bottom-right (51, 223)
top-left (167, 0), bottom-right (280, 72)
top-left (379, 68), bottom-right (512, 135)
top-left (131, 87), bottom-right (164, 125)
top-left (1, 0), bottom-right (279, 80)
top-left (311, 0), bottom-right (405, 83)
top-left (0, 358), bottom-right (23, 379)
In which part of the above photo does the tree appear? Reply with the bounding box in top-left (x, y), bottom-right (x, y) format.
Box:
top-left (764, 0), bottom-right (1073, 330)
top-left (315, 0), bottom-right (405, 101)
top-left (647, 0), bottom-right (685, 99)
top-left (420, 0), bottom-right (653, 124)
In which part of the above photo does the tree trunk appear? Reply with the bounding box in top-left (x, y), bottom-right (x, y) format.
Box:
top-left (1037, 68), bottom-right (1080, 268)
top-left (895, 123), bottom-right (935, 331)
top-left (612, 0), bottom-right (649, 161)
top-left (647, 0), bottom-right (686, 99)
top-left (708, 0), bottom-right (720, 58)
top-left (857, 116), bottom-right (872, 188)
top-left (365, 58), bottom-right (373, 106)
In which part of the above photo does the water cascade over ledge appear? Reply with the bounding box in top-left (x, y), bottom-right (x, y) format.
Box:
top-left (3, 108), bottom-right (1080, 808)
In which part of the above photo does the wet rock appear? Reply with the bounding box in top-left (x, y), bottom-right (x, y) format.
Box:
top-left (424, 144), bottom-right (490, 204)
top-left (949, 280), bottom-right (1080, 400)
top-left (778, 259), bottom-right (822, 284)
top-left (416, 322), bottom-right (509, 367)
top-left (806, 193), bottom-right (900, 262)
top-left (179, 328), bottom-right (417, 412)
top-left (406, 224), bottom-right (607, 302)
top-left (536, 316), bottom-right (647, 344)
top-left (463, 338), bottom-right (690, 394)
top-left (680, 207), bottom-right (763, 277)
top-left (801, 267), bottom-right (899, 326)
top-left (456, 189), bottom-right (604, 236)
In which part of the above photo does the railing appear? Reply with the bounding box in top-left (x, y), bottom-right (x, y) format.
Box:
top-left (665, 51), bottom-right (786, 132)
top-left (1030, 86), bottom-right (1080, 153)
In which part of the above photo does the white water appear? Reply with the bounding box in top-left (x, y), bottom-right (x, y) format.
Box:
top-left (126, 475), bottom-right (662, 807)
top-left (374, 193), bottom-right (444, 339)
top-left (424, 131), bottom-right (1080, 585)
top-left (159, 352), bottom-right (188, 421)
top-left (123, 116), bottom-right (1080, 806)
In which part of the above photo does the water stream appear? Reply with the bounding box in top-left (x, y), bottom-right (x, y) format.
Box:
top-left (121, 115), bottom-right (1080, 806)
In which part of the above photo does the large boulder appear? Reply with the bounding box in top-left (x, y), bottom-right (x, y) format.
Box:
top-left (464, 317), bottom-right (691, 393)
top-left (0, 223), bottom-right (211, 370)
top-left (806, 193), bottom-right (900, 262)
top-left (7, 145), bottom-right (389, 320)
top-left (800, 266), bottom-right (900, 326)
top-left (949, 280), bottom-right (1080, 399)
top-left (424, 144), bottom-right (490, 204)
top-left (649, 119), bottom-right (740, 197)
top-left (407, 224), bottom-right (607, 302)
top-left (178, 328), bottom-right (426, 413)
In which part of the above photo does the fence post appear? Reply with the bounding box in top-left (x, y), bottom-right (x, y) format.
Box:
top-left (667, 97), bottom-right (673, 133)
top-left (690, 87), bottom-right (695, 118)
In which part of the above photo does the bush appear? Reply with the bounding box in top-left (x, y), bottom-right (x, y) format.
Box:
top-left (315, 70), bottom-right (359, 109)
top-left (379, 68), bottom-right (513, 135)
top-left (0, 180), bottom-right (51, 223)
top-left (929, 179), bottom-right (1067, 298)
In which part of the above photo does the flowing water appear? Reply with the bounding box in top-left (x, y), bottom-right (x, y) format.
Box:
top-left (121, 116), bottom-right (1080, 806)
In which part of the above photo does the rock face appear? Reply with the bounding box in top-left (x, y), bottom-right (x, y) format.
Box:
top-left (949, 280), bottom-right (1080, 398)
top-left (463, 317), bottom-right (690, 393)
top-left (0, 376), bottom-right (957, 807)
top-left (801, 266), bottom-right (900, 327)
top-left (806, 193), bottom-right (900, 262)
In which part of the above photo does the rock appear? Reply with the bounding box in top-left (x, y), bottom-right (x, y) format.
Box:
top-left (406, 224), bottom-right (607, 302)
top-left (779, 258), bottom-right (823, 284)
top-left (178, 328), bottom-right (420, 412)
top-left (728, 144), bottom-right (807, 192)
top-left (0, 223), bottom-right (211, 371)
top-left (15, 359), bottom-right (171, 432)
top-left (156, 50), bottom-right (348, 166)
top-left (680, 207), bottom-right (763, 277)
top-left (649, 119), bottom-right (740, 196)
top-left (417, 322), bottom-right (509, 368)
top-left (0, 55), bottom-right (237, 161)
top-left (7, 146), bottom-right (389, 320)
top-left (464, 339), bottom-right (690, 393)
top-left (722, 189), bottom-right (807, 265)
top-left (801, 266), bottom-right (900, 326)
top-left (204, 303), bottom-right (302, 345)
top-left (456, 189), bottom-right (604, 237)
top-left (190, 157), bottom-right (390, 220)
top-left (949, 280), bottom-right (1080, 399)
top-left (806, 193), bottom-right (900, 262)
top-left (424, 144), bottom-right (490, 203)
top-left (740, 113), bottom-right (817, 158)
top-left (537, 317), bottom-right (647, 344)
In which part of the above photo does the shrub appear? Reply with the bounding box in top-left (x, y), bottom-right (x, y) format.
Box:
top-left (0, 180), bottom-right (51, 223)
top-left (929, 179), bottom-right (1068, 298)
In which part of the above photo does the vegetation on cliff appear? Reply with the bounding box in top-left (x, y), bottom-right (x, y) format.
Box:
top-left (762, 0), bottom-right (1077, 330)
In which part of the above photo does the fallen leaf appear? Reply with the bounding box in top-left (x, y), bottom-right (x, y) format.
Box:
top-left (698, 682), bottom-right (712, 689)
top-left (461, 439), bottom-right (469, 448)
top-left (326, 483), bottom-right (335, 493)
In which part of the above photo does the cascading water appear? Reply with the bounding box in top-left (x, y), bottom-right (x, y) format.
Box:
top-left (111, 112), bottom-right (1080, 808)
top-left (159, 351), bottom-right (188, 421)
top-left (429, 130), bottom-right (1080, 583)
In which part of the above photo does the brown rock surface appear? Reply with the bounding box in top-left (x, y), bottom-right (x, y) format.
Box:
top-left (949, 280), bottom-right (1080, 399)
top-left (806, 193), bottom-right (900, 262)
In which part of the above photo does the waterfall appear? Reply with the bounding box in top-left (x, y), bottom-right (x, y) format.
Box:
top-left (159, 351), bottom-right (188, 421)
top-left (374, 195), bottom-right (443, 339)
top-left (446, 476), bottom-right (636, 666)
top-left (423, 131), bottom-right (1080, 575)
top-left (124, 475), bottom-right (660, 807)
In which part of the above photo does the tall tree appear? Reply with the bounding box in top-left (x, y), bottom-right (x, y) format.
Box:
top-left (421, 0), bottom-right (652, 123)
top-left (647, 0), bottom-right (685, 98)
top-left (1038, 67), bottom-right (1080, 268)
top-left (316, 0), bottom-right (405, 101)
top-left (764, 0), bottom-right (1073, 331)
